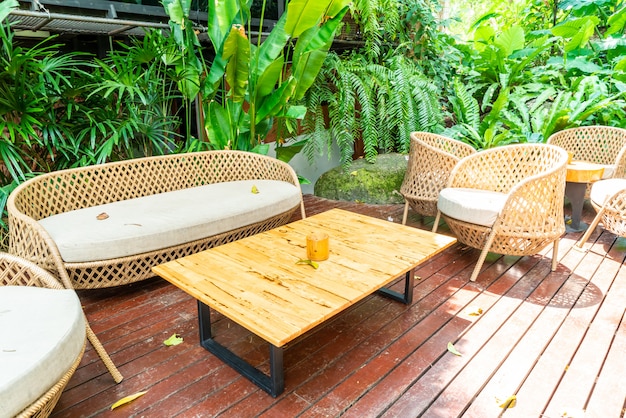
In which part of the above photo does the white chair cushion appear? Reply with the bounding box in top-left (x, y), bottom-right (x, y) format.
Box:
top-left (438, 188), bottom-right (508, 227)
top-left (0, 286), bottom-right (85, 417)
top-left (589, 178), bottom-right (626, 206)
top-left (601, 164), bottom-right (615, 179)
top-left (39, 180), bottom-right (301, 263)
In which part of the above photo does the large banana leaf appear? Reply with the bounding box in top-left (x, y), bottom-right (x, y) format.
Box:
top-left (223, 25), bottom-right (250, 102)
top-left (207, 0), bottom-right (245, 52)
top-left (285, 0), bottom-right (330, 37)
top-left (292, 7), bottom-right (348, 100)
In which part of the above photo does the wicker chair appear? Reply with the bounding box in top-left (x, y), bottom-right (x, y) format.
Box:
top-left (547, 126), bottom-right (626, 182)
top-left (0, 252), bottom-right (122, 389)
top-left (434, 144), bottom-right (568, 281)
top-left (400, 132), bottom-right (476, 228)
top-left (0, 253), bottom-right (85, 418)
top-left (576, 178), bottom-right (626, 249)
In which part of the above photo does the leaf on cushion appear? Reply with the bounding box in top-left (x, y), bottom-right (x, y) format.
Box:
top-left (164, 334), bottom-right (183, 346)
top-left (111, 391), bottom-right (148, 410)
top-left (96, 212), bottom-right (109, 220)
top-left (251, 185), bottom-right (260, 194)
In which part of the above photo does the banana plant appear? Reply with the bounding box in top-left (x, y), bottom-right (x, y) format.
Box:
top-left (164, 0), bottom-right (350, 153)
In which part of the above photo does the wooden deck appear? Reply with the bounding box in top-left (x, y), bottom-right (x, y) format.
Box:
top-left (52, 195), bottom-right (626, 418)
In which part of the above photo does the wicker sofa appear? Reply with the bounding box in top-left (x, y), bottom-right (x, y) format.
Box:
top-left (8, 150), bottom-right (305, 291)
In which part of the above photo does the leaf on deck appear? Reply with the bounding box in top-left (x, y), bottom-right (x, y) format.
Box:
top-left (111, 391), bottom-right (148, 410)
top-left (164, 334), bottom-right (183, 346)
top-left (447, 341), bottom-right (462, 356)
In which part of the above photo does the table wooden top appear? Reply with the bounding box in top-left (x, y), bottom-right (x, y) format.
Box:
top-left (152, 208), bottom-right (456, 347)
top-left (566, 161), bottom-right (605, 183)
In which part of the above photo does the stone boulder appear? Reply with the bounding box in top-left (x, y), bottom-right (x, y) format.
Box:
top-left (314, 153), bottom-right (407, 204)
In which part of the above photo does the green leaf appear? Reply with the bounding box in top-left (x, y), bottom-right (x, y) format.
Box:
top-left (0, 0), bottom-right (18, 22)
top-left (163, 334), bottom-right (184, 346)
top-left (285, 0), bottom-right (329, 37)
top-left (207, 0), bottom-right (241, 51)
top-left (223, 25), bottom-right (251, 102)
top-left (494, 25), bottom-right (525, 57)
top-left (296, 259), bottom-right (319, 269)
top-left (256, 56), bottom-right (284, 100)
top-left (607, 6), bottom-right (626, 36)
top-left (447, 341), bottom-right (462, 356)
top-left (255, 79), bottom-right (296, 123)
top-left (205, 102), bottom-right (232, 149)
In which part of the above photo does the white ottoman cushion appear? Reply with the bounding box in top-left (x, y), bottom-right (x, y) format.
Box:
top-left (438, 188), bottom-right (508, 227)
top-left (0, 286), bottom-right (85, 417)
top-left (39, 179), bottom-right (301, 263)
top-left (589, 178), bottom-right (626, 206)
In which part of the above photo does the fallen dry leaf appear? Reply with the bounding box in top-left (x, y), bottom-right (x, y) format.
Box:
top-left (465, 306), bottom-right (483, 316)
top-left (96, 212), bottom-right (109, 220)
top-left (110, 391), bottom-right (147, 410)
top-left (447, 341), bottom-right (462, 356)
top-left (496, 394), bottom-right (517, 409)
top-left (251, 185), bottom-right (259, 194)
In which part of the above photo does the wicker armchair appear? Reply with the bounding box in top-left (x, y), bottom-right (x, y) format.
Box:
top-left (434, 144), bottom-right (568, 281)
top-left (576, 178), bottom-right (626, 249)
top-left (400, 132), bottom-right (476, 227)
top-left (0, 253), bottom-right (84, 417)
top-left (0, 253), bottom-right (122, 392)
top-left (547, 126), bottom-right (626, 181)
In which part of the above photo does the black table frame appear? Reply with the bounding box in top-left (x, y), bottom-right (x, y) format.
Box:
top-left (196, 269), bottom-right (414, 397)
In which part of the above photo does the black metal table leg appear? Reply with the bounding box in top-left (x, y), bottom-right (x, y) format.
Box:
top-left (197, 301), bottom-right (285, 397)
top-left (376, 270), bottom-right (413, 304)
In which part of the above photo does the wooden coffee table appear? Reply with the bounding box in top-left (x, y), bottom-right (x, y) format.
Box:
top-left (152, 209), bottom-right (456, 396)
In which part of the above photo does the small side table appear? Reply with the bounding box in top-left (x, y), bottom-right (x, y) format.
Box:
top-left (565, 161), bottom-right (605, 232)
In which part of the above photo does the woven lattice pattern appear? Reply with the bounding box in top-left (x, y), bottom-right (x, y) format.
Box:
top-left (400, 132), bottom-right (476, 223)
top-left (547, 126), bottom-right (626, 177)
top-left (578, 188), bottom-right (626, 248)
top-left (438, 144), bottom-right (568, 281)
top-left (0, 253), bottom-right (86, 418)
top-left (7, 150), bottom-right (303, 290)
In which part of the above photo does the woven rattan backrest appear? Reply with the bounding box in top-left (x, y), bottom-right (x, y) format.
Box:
top-left (0, 252), bottom-right (63, 289)
top-left (401, 132), bottom-right (476, 194)
top-left (416, 132), bottom-right (477, 160)
top-left (9, 151), bottom-right (296, 220)
top-left (448, 143), bottom-right (567, 193)
top-left (547, 126), bottom-right (626, 167)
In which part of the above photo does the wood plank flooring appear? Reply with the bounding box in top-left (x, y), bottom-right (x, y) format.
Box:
top-left (52, 195), bottom-right (626, 417)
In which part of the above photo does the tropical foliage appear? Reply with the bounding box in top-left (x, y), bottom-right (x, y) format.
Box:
top-left (440, 0), bottom-right (626, 149)
top-left (163, 0), bottom-right (350, 153)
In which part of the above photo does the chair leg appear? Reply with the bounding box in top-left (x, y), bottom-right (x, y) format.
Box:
top-left (402, 201), bottom-right (409, 225)
top-left (470, 232), bottom-right (496, 281)
top-left (576, 208), bottom-right (605, 249)
top-left (551, 239), bottom-right (560, 271)
top-left (432, 211), bottom-right (441, 233)
top-left (85, 320), bottom-right (124, 383)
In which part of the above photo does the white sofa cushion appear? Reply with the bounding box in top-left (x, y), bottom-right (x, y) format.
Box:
top-left (0, 286), bottom-right (85, 417)
top-left (589, 178), bottom-right (626, 206)
top-left (39, 179), bottom-right (301, 263)
top-left (438, 188), bottom-right (508, 227)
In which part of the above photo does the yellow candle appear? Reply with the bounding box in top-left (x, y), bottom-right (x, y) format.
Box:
top-left (306, 232), bottom-right (329, 261)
